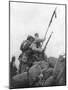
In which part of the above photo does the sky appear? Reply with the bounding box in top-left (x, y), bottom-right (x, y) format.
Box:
top-left (10, 2), bottom-right (65, 63)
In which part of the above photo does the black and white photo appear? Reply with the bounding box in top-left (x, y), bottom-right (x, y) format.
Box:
top-left (9, 1), bottom-right (66, 89)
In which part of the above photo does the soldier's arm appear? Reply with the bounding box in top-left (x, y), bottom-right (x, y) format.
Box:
top-left (30, 43), bottom-right (42, 52)
top-left (35, 48), bottom-right (42, 52)
top-left (32, 45), bottom-right (42, 52)
top-left (35, 38), bottom-right (45, 43)
top-left (20, 40), bottom-right (27, 50)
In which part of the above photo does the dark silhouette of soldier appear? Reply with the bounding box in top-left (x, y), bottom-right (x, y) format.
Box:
top-left (20, 35), bottom-right (35, 53)
top-left (19, 35), bottom-right (35, 68)
top-left (10, 56), bottom-right (17, 77)
top-left (10, 56), bottom-right (17, 88)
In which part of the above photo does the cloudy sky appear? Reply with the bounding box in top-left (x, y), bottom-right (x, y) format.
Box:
top-left (10, 2), bottom-right (65, 61)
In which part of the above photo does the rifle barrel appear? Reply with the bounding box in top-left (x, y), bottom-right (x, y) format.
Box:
top-left (43, 32), bottom-right (53, 52)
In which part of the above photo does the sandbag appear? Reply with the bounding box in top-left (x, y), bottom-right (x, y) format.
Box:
top-left (43, 68), bottom-right (53, 80)
top-left (12, 72), bottom-right (29, 88)
top-left (53, 57), bottom-right (65, 79)
top-left (29, 64), bottom-right (41, 85)
top-left (48, 57), bottom-right (57, 68)
top-left (44, 76), bottom-right (54, 86)
top-left (29, 61), bottom-right (49, 86)
top-left (39, 61), bottom-right (49, 71)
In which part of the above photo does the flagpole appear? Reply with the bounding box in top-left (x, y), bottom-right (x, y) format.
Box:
top-left (44, 27), bottom-right (49, 40)
top-left (43, 7), bottom-right (57, 42)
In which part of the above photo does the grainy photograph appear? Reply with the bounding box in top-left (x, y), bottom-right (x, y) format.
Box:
top-left (9, 1), bottom-right (66, 89)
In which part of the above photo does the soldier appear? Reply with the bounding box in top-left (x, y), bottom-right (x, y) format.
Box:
top-left (30, 33), bottom-right (45, 52)
top-left (10, 56), bottom-right (17, 77)
top-left (34, 33), bottom-right (45, 47)
top-left (19, 35), bottom-right (35, 68)
top-left (29, 33), bottom-right (46, 61)
top-left (20, 35), bottom-right (34, 53)
top-left (10, 56), bottom-right (17, 88)
top-left (18, 54), bottom-right (23, 73)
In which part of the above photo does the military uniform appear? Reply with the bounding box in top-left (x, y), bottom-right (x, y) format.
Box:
top-left (29, 36), bottom-right (47, 62)
top-left (20, 35), bottom-right (35, 52)
top-left (19, 36), bottom-right (35, 73)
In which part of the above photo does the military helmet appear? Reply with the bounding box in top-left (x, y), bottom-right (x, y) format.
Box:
top-left (34, 33), bottom-right (39, 37)
top-left (27, 35), bottom-right (35, 43)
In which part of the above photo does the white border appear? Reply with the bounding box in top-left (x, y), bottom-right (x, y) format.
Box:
top-left (0, 0), bottom-right (68, 90)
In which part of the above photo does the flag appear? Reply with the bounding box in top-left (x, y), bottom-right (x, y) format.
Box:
top-left (48, 7), bottom-right (57, 28)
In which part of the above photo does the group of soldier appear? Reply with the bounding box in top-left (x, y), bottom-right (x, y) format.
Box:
top-left (18, 33), bottom-right (47, 73)
top-left (10, 32), bottom-right (66, 88)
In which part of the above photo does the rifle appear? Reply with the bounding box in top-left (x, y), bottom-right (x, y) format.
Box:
top-left (42, 31), bottom-right (53, 52)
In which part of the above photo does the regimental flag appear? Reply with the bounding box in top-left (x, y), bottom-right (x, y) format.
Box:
top-left (48, 7), bottom-right (57, 28)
